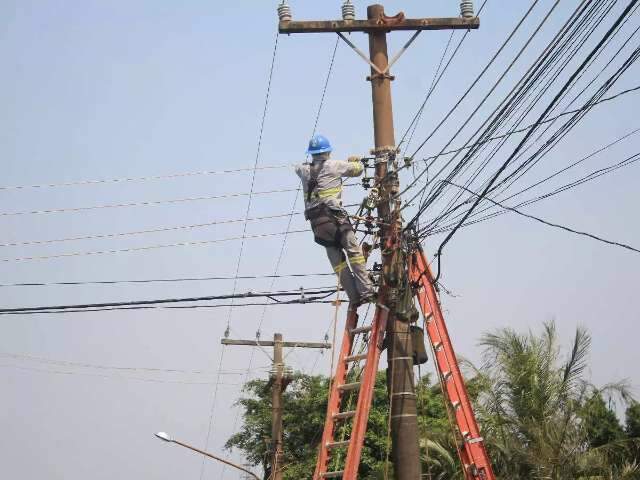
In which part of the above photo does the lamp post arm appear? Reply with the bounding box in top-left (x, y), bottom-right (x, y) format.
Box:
top-left (172, 440), bottom-right (261, 480)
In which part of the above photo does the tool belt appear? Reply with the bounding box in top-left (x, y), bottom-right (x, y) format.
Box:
top-left (305, 204), bottom-right (352, 248)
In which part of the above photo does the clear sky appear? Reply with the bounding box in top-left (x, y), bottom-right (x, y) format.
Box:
top-left (1, 1), bottom-right (639, 479)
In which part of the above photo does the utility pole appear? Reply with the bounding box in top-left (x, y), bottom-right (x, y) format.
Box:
top-left (222, 334), bottom-right (331, 480)
top-left (278, 3), bottom-right (479, 479)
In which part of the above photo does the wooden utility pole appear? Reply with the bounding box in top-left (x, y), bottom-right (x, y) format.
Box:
top-left (279, 4), bottom-right (479, 479)
top-left (222, 334), bottom-right (331, 480)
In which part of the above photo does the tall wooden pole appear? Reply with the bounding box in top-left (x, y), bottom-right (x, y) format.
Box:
top-left (278, 6), bottom-right (479, 479)
top-left (221, 335), bottom-right (331, 479)
top-left (367, 5), bottom-right (421, 479)
top-left (271, 333), bottom-right (284, 480)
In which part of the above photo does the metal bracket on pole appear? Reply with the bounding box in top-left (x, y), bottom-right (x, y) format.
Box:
top-left (336, 32), bottom-right (385, 75)
top-left (337, 30), bottom-right (421, 80)
top-left (385, 30), bottom-right (421, 73)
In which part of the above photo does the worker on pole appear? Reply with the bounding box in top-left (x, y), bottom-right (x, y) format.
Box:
top-left (295, 134), bottom-right (376, 306)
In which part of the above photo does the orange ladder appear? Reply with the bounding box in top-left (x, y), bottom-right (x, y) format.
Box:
top-left (410, 246), bottom-right (496, 480)
top-left (313, 303), bottom-right (389, 480)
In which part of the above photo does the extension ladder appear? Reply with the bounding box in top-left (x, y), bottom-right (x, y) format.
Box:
top-left (410, 246), bottom-right (496, 480)
top-left (313, 303), bottom-right (389, 479)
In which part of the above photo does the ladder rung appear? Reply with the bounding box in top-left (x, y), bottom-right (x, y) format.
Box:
top-left (350, 325), bottom-right (372, 335)
top-left (321, 471), bottom-right (344, 478)
top-left (326, 440), bottom-right (350, 449)
top-left (338, 382), bottom-right (361, 391)
top-left (344, 353), bottom-right (368, 363)
top-left (332, 410), bottom-right (356, 420)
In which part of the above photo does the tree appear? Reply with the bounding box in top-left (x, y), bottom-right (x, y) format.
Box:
top-left (626, 402), bottom-right (640, 439)
top-left (227, 321), bottom-right (637, 479)
top-left (476, 321), bottom-right (636, 479)
top-left (225, 371), bottom-right (402, 479)
top-left (582, 392), bottom-right (624, 448)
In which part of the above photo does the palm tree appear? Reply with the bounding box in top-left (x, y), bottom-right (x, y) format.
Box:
top-left (474, 321), bottom-right (636, 479)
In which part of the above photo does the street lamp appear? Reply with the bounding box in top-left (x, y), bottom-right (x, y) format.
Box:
top-left (154, 432), bottom-right (260, 480)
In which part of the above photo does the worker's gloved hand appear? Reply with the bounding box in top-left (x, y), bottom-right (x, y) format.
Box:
top-left (348, 155), bottom-right (362, 163)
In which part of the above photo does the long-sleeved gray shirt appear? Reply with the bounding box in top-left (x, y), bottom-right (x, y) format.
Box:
top-left (295, 158), bottom-right (363, 211)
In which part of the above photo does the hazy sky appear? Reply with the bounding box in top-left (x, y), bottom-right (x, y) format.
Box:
top-left (2, 1), bottom-right (639, 479)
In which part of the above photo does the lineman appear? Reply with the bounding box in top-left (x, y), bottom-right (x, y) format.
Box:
top-left (295, 134), bottom-right (376, 306)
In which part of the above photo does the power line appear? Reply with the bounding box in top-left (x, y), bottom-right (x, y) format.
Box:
top-left (0, 286), bottom-right (338, 314)
top-left (222, 36), bottom-right (342, 479)
top-left (426, 127), bottom-right (640, 232)
top-left (3, 299), bottom-right (336, 316)
top-left (409, 0), bottom-right (547, 159)
top-left (200, 30), bottom-right (281, 480)
top-left (0, 351), bottom-right (271, 376)
top-left (0, 363), bottom-right (240, 385)
top-left (414, 84), bottom-right (640, 167)
top-left (398, 0), bottom-right (490, 151)
top-left (428, 0), bottom-right (640, 283)
top-left (429, 150), bottom-right (640, 235)
top-left (406, 0), bottom-right (625, 227)
top-left (0, 163), bottom-right (293, 192)
top-left (0, 271), bottom-right (334, 288)
top-left (0, 211), bottom-right (306, 247)
top-left (2, 201), bottom-right (358, 248)
top-left (1, 229), bottom-right (310, 262)
top-left (400, 0), bottom-right (572, 213)
top-left (442, 181), bottom-right (640, 254)
top-left (0, 187), bottom-right (298, 217)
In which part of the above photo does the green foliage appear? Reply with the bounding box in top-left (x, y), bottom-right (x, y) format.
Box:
top-left (476, 321), bottom-right (636, 479)
top-left (627, 402), bottom-right (640, 438)
top-left (227, 322), bottom-right (638, 479)
top-left (582, 392), bottom-right (625, 448)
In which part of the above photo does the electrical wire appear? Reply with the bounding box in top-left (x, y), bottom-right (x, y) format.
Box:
top-left (0, 271), bottom-right (334, 288)
top-left (0, 286), bottom-right (337, 314)
top-left (403, 0), bottom-right (603, 215)
top-left (428, 0), bottom-right (640, 282)
top-left (0, 363), bottom-right (238, 385)
top-left (0, 187), bottom-right (299, 217)
top-left (407, 0), bottom-right (622, 233)
top-left (0, 163), bottom-right (294, 192)
top-left (401, 0), bottom-right (575, 212)
top-left (409, 0), bottom-right (547, 159)
top-left (221, 36), bottom-right (342, 479)
top-left (428, 150), bottom-right (640, 236)
top-left (202, 29), bottom-right (281, 480)
top-left (398, 0), bottom-right (490, 150)
top-left (426, 127), bottom-right (640, 232)
top-left (1, 229), bottom-right (311, 262)
top-left (0, 351), bottom-right (271, 376)
top-left (442, 181), bottom-right (640, 254)
top-left (3, 299), bottom-right (336, 316)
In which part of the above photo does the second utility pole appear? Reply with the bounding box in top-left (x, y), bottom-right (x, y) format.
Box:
top-left (222, 334), bottom-right (331, 480)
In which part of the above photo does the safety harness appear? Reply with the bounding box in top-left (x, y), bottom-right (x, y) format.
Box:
top-left (305, 162), bottom-right (351, 248)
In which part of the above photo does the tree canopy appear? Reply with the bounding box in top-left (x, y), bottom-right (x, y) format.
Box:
top-left (226, 322), bottom-right (639, 479)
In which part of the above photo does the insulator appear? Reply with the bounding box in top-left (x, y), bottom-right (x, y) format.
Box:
top-left (224, 326), bottom-right (230, 338)
top-left (341, 0), bottom-right (356, 21)
top-left (277, 2), bottom-right (292, 22)
top-left (364, 188), bottom-right (379, 210)
top-left (460, 0), bottom-right (475, 19)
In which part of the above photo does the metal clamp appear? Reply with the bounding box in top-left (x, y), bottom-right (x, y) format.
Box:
top-left (390, 391), bottom-right (417, 398)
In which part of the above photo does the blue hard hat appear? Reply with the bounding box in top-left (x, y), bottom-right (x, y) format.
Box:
top-left (306, 134), bottom-right (333, 155)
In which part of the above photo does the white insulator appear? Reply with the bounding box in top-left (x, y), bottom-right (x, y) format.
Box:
top-left (277, 2), bottom-right (292, 22)
top-left (341, 1), bottom-right (356, 21)
top-left (460, 0), bottom-right (475, 18)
